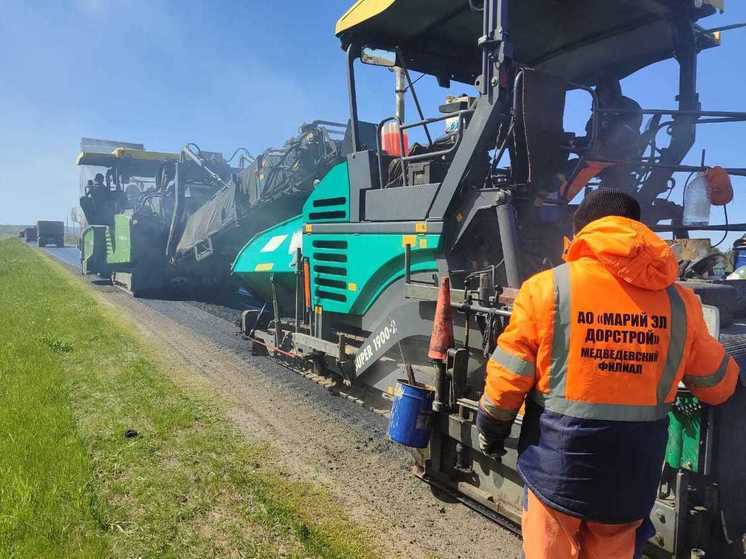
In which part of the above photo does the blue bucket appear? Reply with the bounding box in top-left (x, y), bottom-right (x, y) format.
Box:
top-left (735, 248), bottom-right (746, 270)
top-left (388, 380), bottom-right (435, 448)
top-left (733, 239), bottom-right (746, 269)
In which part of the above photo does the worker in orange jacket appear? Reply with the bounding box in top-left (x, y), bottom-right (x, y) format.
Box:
top-left (477, 190), bottom-right (740, 558)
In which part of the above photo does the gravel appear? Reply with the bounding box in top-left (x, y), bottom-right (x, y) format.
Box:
top-left (45, 248), bottom-right (523, 559)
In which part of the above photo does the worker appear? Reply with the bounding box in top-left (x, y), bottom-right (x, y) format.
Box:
top-left (477, 190), bottom-right (740, 558)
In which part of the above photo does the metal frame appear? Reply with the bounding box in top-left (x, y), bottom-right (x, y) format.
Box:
top-left (374, 110), bottom-right (473, 189)
top-left (246, 3), bottom-right (746, 556)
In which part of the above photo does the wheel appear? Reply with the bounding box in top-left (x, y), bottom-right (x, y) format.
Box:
top-left (679, 280), bottom-right (738, 327)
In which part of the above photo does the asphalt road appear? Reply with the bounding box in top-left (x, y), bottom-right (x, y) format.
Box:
top-left (35, 241), bottom-right (746, 558)
top-left (35, 238), bottom-right (522, 558)
top-left (39, 243), bottom-right (81, 268)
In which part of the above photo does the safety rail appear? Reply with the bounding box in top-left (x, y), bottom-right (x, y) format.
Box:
top-left (586, 107), bottom-right (746, 234)
top-left (582, 108), bottom-right (746, 178)
top-left (375, 110), bottom-right (474, 189)
top-left (308, 120), bottom-right (347, 138)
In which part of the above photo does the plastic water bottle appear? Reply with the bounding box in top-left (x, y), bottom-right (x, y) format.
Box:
top-left (683, 173), bottom-right (711, 227)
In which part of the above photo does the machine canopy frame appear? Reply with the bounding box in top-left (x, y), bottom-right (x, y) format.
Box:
top-left (76, 148), bottom-right (178, 180)
top-left (336, 0), bottom-right (723, 86)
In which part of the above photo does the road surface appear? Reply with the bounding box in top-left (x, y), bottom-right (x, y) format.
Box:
top-left (36, 241), bottom-right (523, 559)
top-left (39, 243), bottom-right (81, 268)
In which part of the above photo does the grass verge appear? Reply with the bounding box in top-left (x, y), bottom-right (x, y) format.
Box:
top-left (0, 239), bottom-right (377, 559)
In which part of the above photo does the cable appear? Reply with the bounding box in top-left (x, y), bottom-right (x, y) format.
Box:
top-left (712, 204), bottom-right (729, 248)
top-left (225, 147), bottom-right (254, 165)
top-left (403, 72), bottom-right (426, 92)
top-left (678, 171), bottom-right (697, 203)
top-left (462, 260), bottom-right (505, 282)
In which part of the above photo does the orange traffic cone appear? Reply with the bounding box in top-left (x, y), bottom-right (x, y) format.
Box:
top-left (428, 277), bottom-right (454, 362)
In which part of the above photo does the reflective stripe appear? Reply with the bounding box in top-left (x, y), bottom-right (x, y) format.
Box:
top-left (549, 264), bottom-right (571, 396)
top-left (659, 286), bottom-right (686, 404)
top-left (491, 346), bottom-right (535, 377)
top-left (480, 395), bottom-right (518, 422)
top-left (531, 391), bottom-right (672, 421)
top-left (684, 353), bottom-right (730, 389)
top-left (536, 265), bottom-right (687, 422)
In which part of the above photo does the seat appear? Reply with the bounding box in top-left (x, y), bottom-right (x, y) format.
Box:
top-left (510, 69), bottom-right (568, 197)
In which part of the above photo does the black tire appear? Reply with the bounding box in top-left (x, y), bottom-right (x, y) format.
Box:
top-left (678, 280), bottom-right (738, 327)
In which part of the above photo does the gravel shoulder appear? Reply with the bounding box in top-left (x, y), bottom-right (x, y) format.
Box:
top-left (43, 252), bottom-right (522, 559)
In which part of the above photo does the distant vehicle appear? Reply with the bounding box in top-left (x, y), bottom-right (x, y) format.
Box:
top-left (24, 226), bottom-right (37, 242)
top-left (37, 220), bottom-right (64, 247)
top-left (17, 229), bottom-right (25, 238)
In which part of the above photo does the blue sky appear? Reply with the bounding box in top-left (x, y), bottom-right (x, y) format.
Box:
top-left (1, 1), bottom-right (745, 246)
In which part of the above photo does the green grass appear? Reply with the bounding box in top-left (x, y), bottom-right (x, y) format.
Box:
top-left (0, 238), bottom-right (377, 559)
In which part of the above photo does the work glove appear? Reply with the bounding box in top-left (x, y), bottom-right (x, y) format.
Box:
top-left (476, 406), bottom-right (512, 458)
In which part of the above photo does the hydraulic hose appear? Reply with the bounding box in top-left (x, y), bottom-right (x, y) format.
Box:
top-left (165, 162), bottom-right (182, 259)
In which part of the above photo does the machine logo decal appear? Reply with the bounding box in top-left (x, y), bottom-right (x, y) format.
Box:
top-left (354, 319), bottom-right (398, 373)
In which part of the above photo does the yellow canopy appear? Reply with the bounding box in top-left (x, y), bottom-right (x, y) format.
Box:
top-left (111, 147), bottom-right (178, 161)
top-left (76, 147), bottom-right (177, 167)
top-left (335, 0), bottom-right (394, 36)
top-left (335, 0), bottom-right (724, 85)
top-left (76, 147), bottom-right (178, 180)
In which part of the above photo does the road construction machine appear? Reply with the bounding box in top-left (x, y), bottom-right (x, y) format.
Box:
top-left (78, 122), bottom-right (345, 296)
top-left (232, 1), bottom-right (746, 557)
top-left (77, 145), bottom-right (227, 294)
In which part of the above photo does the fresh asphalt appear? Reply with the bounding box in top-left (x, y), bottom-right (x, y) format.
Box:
top-left (35, 239), bottom-right (745, 559)
top-left (31, 241), bottom-right (526, 558)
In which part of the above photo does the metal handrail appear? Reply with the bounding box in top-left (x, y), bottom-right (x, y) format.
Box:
top-left (589, 160), bottom-right (746, 177)
top-left (375, 110), bottom-right (474, 188)
top-left (595, 108), bottom-right (746, 118)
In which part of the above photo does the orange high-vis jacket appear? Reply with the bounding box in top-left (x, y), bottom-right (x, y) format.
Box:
top-left (480, 216), bottom-right (740, 523)
top-left (481, 216), bottom-right (739, 423)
